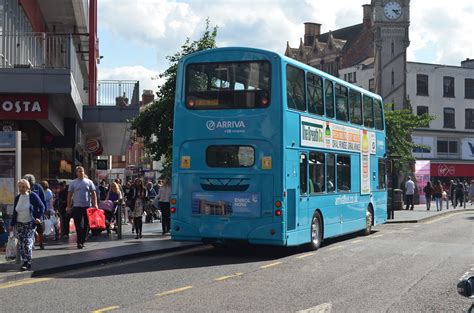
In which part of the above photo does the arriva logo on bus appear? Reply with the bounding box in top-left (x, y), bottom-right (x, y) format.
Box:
top-left (206, 120), bottom-right (246, 131)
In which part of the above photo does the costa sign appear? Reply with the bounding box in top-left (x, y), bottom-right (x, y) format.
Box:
top-left (0, 95), bottom-right (48, 119)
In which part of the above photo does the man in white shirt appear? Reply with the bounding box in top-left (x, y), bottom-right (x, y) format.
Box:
top-left (405, 176), bottom-right (415, 210)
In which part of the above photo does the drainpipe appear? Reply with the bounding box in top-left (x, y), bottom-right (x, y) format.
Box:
top-left (88, 0), bottom-right (97, 106)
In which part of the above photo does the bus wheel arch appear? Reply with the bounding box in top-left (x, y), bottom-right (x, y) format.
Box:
top-left (363, 204), bottom-right (374, 236)
top-left (308, 209), bottom-right (323, 251)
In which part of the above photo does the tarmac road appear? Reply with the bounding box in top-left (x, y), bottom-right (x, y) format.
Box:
top-left (1, 210), bottom-right (473, 312)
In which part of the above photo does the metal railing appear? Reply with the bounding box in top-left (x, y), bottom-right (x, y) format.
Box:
top-left (96, 80), bottom-right (140, 106)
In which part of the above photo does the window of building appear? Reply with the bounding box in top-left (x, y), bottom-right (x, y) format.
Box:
top-left (363, 95), bottom-right (374, 128)
top-left (443, 76), bottom-right (455, 97)
top-left (348, 73), bottom-right (353, 82)
top-left (300, 153), bottom-right (308, 195)
top-left (325, 80), bottom-right (334, 118)
top-left (309, 152), bottom-right (325, 194)
top-left (374, 99), bottom-right (384, 130)
top-left (327, 154), bottom-right (335, 192)
top-left (369, 78), bottom-right (375, 92)
top-left (378, 158), bottom-right (386, 190)
top-left (417, 106), bottom-right (429, 116)
top-left (465, 78), bottom-right (474, 99)
top-left (286, 65), bottom-right (306, 111)
top-left (336, 155), bottom-right (351, 192)
top-left (307, 73), bottom-right (324, 116)
top-left (344, 73), bottom-right (347, 81)
top-left (335, 84), bottom-right (349, 121)
top-left (466, 109), bottom-right (474, 129)
top-left (443, 108), bottom-right (455, 128)
top-left (437, 139), bottom-right (458, 156)
top-left (349, 90), bottom-right (363, 125)
top-left (391, 70), bottom-right (394, 86)
top-left (416, 74), bottom-right (429, 96)
top-left (353, 72), bottom-right (357, 83)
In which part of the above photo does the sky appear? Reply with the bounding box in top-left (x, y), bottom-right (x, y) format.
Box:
top-left (97, 0), bottom-right (474, 94)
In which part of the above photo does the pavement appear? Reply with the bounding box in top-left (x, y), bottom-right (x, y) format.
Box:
top-left (0, 201), bottom-right (472, 284)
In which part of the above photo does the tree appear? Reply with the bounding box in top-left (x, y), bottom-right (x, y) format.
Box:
top-left (384, 104), bottom-right (436, 177)
top-left (131, 19), bottom-right (218, 179)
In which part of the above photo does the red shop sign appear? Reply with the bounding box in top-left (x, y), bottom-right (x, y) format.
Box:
top-left (0, 95), bottom-right (48, 120)
top-left (431, 163), bottom-right (474, 177)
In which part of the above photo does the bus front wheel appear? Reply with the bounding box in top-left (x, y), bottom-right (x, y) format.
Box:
top-left (308, 212), bottom-right (323, 250)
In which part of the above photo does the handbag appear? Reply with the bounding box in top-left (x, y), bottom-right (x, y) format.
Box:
top-left (86, 207), bottom-right (106, 230)
top-left (5, 233), bottom-right (17, 260)
top-left (49, 213), bottom-right (58, 226)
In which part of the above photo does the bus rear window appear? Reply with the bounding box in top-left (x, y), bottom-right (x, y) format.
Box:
top-left (186, 61), bottom-right (270, 109)
top-left (206, 146), bottom-right (255, 167)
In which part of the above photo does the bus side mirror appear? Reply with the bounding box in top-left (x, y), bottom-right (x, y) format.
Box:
top-left (457, 275), bottom-right (474, 298)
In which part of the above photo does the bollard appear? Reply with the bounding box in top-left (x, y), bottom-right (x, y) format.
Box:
top-left (117, 203), bottom-right (122, 240)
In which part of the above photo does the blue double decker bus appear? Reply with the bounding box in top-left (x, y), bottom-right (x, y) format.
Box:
top-left (171, 47), bottom-right (387, 249)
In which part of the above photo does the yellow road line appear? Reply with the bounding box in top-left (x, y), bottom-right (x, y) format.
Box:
top-left (352, 239), bottom-right (363, 244)
top-left (214, 272), bottom-right (243, 281)
top-left (371, 234), bottom-right (383, 238)
top-left (91, 306), bottom-right (120, 313)
top-left (424, 212), bottom-right (464, 224)
top-left (260, 261), bottom-right (282, 269)
top-left (328, 245), bottom-right (344, 251)
top-left (296, 253), bottom-right (315, 259)
top-left (0, 277), bottom-right (51, 289)
top-left (157, 286), bottom-right (193, 297)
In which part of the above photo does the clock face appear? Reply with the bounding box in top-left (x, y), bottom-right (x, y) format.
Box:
top-left (384, 1), bottom-right (402, 20)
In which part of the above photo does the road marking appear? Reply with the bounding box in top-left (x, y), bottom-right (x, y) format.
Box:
top-left (157, 286), bottom-right (193, 297)
top-left (296, 253), bottom-right (315, 259)
top-left (91, 306), bottom-right (120, 313)
top-left (296, 302), bottom-right (333, 313)
top-left (328, 245), bottom-right (344, 251)
top-left (371, 234), bottom-right (383, 238)
top-left (424, 212), bottom-right (464, 224)
top-left (260, 262), bottom-right (282, 269)
top-left (214, 272), bottom-right (243, 281)
top-left (351, 239), bottom-right (363, 244)
top-left (401, 227), bottom-right (410, 231)
top-left (0, 277), bottom-right (51, 289)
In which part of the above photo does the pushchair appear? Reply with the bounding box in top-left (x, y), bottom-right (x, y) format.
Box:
top-left (145, 198), bottom-right (161, 223)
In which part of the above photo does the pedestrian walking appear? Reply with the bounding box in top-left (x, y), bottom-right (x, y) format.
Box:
top-left (404, 176), bottom-right (415, 210)
top-left (129, 179), bottom-right (146, 239)
top-left (9, 179), bottom-right (45, 271)
top-left (40, 181), bottom-right (59, 240)
top-left (158, 178), bottom-right (172, 234)
top-left (23, 174), bottom-right (47, 250)
top-left (433, 181), bottom-right (443, 212)
top-left (423, 181), bottom-right (434, 211)
top-left (105, 182), bottom-right (123, 235)
top-left (56, 181), bottom-right (70, 239)
top-left (469, 180), bottom-right (474, 205)
top-left (66, 166), bottom-right (98, 249)
top-left (455, 179), bottom-right (464, 208)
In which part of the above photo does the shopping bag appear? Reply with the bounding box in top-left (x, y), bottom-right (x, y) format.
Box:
top-left (99, 200), bottom-right (115, 212)
top-left (43, 218), bottom-right (54, 236)
top-left (86, 208), bottom-right (106, 230)
top-left (49, 213), bottom-right (58, 226)
top-left (5, 233), bottom-right (17, 260)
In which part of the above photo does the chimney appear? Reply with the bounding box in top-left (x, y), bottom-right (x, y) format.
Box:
top-left (363, 4), bottom-right (372, 27)
top-left (141, 89), bottom-right (154, 106)
top-left (461, 58), bottom-right (474, 68)
top-left (304, 22), bottom-right (321, 46)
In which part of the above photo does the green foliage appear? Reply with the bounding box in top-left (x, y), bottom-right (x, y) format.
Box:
top-left (131, 19), bottom-right (218, 179)
top-left (384, 104), bottom-right (436, 173)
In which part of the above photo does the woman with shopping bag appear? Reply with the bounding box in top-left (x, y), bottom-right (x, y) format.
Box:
top-left (9, 179), bottom-right (45, 271)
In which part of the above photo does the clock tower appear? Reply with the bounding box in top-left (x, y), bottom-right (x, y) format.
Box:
top-left (373, 0), bottom-right (410, 109)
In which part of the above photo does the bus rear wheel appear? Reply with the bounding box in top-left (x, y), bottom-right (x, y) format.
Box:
top-left (363, 206), bottom-right (373, 236)
top-left (308, 212), bottom-right (322, 251)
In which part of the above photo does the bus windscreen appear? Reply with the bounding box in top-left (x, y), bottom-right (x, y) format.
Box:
top-left (185, 61), bottom-right (271, 109)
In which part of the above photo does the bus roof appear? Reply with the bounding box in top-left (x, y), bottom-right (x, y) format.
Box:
top-left (181, 46), bottom-right (383, 101)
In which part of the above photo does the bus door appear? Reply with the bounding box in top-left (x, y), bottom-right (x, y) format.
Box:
top-left (285, 150), bottom-right (308, 233)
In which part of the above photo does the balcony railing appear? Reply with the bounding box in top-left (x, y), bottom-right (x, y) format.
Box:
top-left (96, 80), bottom-right (140, 106)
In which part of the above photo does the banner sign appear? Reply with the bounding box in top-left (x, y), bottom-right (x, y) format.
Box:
top-left (301, 116), bottom-right (373, 194)
top-left (0, 95), bottom-right (48, 119)
top-left (461, 138), bottom-right (474, 160)
top-left (431, 163), bottom-right (474, 177)
top-left (192, 192), bottom-right (260, 217)
top-left (415, 160), bottom-right (431, 204)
